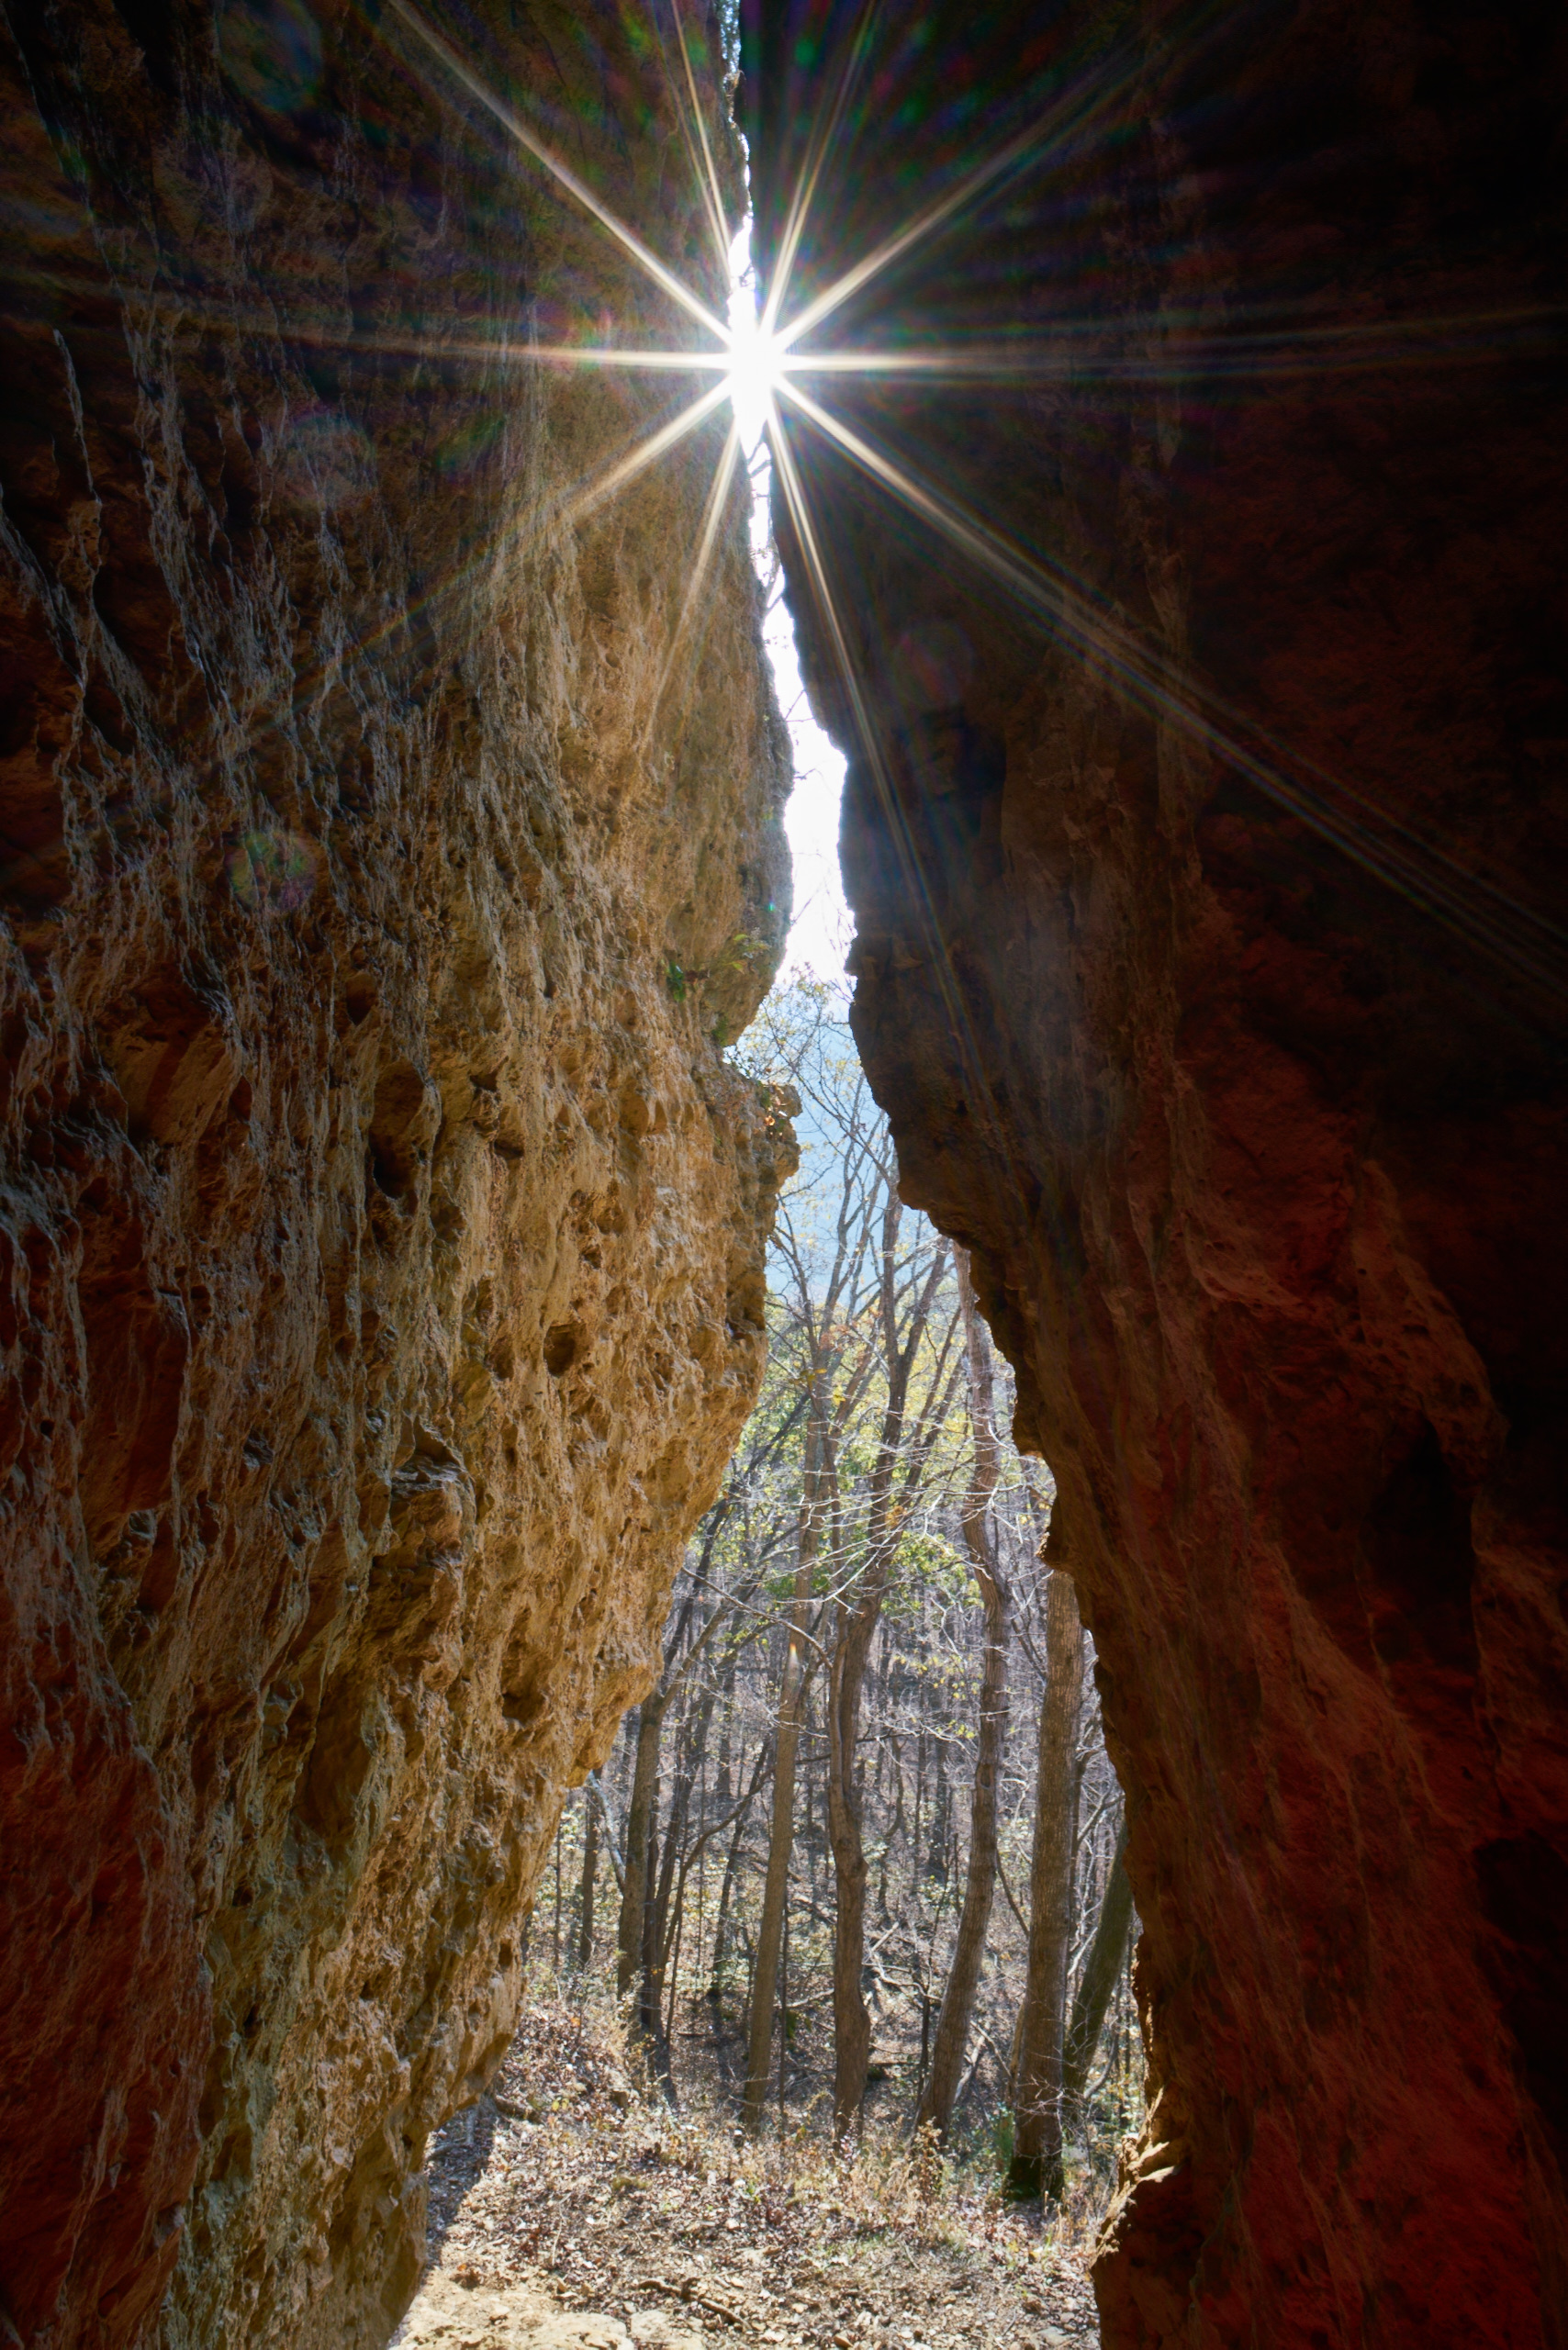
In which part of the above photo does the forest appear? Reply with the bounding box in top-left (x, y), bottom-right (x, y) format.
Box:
top-left (528, 986), bottom-right (1141, 2201)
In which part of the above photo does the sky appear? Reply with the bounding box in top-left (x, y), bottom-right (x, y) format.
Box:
top-left (729, 227), bottom-right (852, 992)
top-left (765, 552), bottom-right (854, 988)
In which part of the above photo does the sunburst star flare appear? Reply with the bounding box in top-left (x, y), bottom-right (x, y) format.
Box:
top-left (374, 0), bottom-right (1565, 1008)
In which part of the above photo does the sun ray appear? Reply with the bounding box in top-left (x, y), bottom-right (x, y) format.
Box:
top-left (552, 379), bottom-right (736, 532)
top-left (352, 2), bottom-right (1562, 1006)
top-left (766, 413), bottom-right (905, 871)
top-left (668, 0), bottom-right (737, 282)
top-left (777, 298), bottom-right (1568, 385)
top-left (758, 0), bottom-right (883, 344)
top-left (644, 414), bottom-right (744, 744)
top-left (189, 375), bottom-right (739, 835)
top-left (384, 0), bottom-right (729, 344)
top-left (6, 250), bottom-right (1550, 394)
top-left (767, 406), bottom-right (1027, 1197)
top-left (527, 346), bottom-right (731, 373)
top-left (778, 376), bottom-right (1568, 995)
top-left (772, 40), bottom-right (1142, 355)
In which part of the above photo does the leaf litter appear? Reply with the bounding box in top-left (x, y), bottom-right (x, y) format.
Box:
top-left (396, 1997), bottom-right (1101, 2350)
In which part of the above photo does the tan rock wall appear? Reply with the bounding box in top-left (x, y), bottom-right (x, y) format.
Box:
top-left (0, 6), bottom-right (790, 2346)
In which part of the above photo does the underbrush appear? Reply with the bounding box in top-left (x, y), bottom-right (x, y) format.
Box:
top-left (424, 1964), bottom-right (1130, 2321)
top-left (527, 1956), bottom-right (1138, 2255)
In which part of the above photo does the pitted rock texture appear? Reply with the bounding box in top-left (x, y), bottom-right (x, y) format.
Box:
top-left (0, 6), bottom-right (791, 2347)
top-left (750, 1), bottom-right (1567, 2344)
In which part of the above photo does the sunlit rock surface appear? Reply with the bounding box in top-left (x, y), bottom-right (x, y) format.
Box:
top-left (0, 5), bottom-right (791, 2345)
top-left (749, 2), bottom-right (1568, 2344)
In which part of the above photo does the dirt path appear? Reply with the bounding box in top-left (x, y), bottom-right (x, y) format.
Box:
top-left (396, 2005), bottom-right (1101, 2350)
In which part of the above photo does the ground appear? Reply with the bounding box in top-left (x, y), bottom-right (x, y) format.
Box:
top-left (395, 2000), bottom-right (1102, 2350)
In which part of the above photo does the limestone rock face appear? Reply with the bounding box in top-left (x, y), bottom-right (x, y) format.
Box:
top-left (750, 2), bottom-right (1566, 2344)
top-left (0, 6), bottom-right (791, 2347)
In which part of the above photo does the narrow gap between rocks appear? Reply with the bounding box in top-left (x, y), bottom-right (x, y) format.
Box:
top-left (394, 215), bottom-right (1132, 2350)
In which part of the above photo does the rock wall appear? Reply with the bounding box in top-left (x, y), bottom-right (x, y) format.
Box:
top-left (0, 6), bottom-right (791, 2346)
top-left (748, 1), bottom-right (1567, 2344)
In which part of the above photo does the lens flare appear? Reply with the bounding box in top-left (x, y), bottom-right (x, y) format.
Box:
top-left (722, 310), bottom-right (787, 450)
top-left (227, 831), bottom-right (318, 915)
top-left (369, 0), bottom-right (1566, 1005)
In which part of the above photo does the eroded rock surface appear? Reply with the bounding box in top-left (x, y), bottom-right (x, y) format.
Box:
top-left (0, 6), bottom-right (790, 2346)
top-left (750, 2), bottom-right (1567, 2344)
top-left (395, 2270), bottom-right (691, 2350)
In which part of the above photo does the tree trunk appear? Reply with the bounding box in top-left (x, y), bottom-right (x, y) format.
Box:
top-left (644, 1684), bottom-right (721, 2071)
top-left (577, 1794), bottom-right (599, 1972)
top-left (824, 1215), bottom-right (950, 2139)
top-left (824, 1441), bottom-right (894, 2135)
top-left (650, 1687), bottom-right (718, 1986)
top-left (917, 1251), bottom-right (1008, 2140)
top-left (614, 1550), bottom-right (715, 2004)
top-left (1010, 1554), bottom-right (1083, 2199)
top-left (709, 1767), bottom-right (758, 2002)
top-left (1061, 1818), bottom-right (1135, 2116)
top-left (664, 1857), bottom-right (688, 2077)
top-left (929, 1732), bottom-right (948, 1884)
top-left (617, 1695), bottom-right (666, 1999)
top-left (825, 1628), bottom-right (875, 2137)
top-left (586, 1771), bottom-right (626, 1897)
top-left (741, 1424), bottom-right (823, 2132)
top-left (918, 1620), bottom-right (1007, 2135)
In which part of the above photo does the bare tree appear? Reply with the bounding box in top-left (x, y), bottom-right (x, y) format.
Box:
top-left (617, 1505), bottom-right (764, 2031)
top-left (554, 986), bottom-right (1143, 2179)
top-left (741, 993), bottom-right (894, 2132)
top-left (577, 1793), bottom-right (599, 1973)
top-left (826, 1187), bottom-right (956, 2138)
top-left (1061, 1817), bottom-right (1135, 2121)
top-left (1010, 1550), bottom-right (1084, 2197)
top-left (740, 1410), bottom-right (827, 2130)
top-left (617, 1694), bottom-right (665, 2002)
top-left (917, 1251), bottom-right (1009, 2140)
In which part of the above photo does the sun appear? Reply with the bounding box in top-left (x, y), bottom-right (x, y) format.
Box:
top-left (722, 300), bottom-right (788, 452)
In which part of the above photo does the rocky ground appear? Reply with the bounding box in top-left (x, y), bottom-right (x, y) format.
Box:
top-left (395, 2002), bottom-right (1101, 2350)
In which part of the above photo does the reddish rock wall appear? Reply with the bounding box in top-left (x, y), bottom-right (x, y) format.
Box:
top-left (0, 6), bottom-right (790, 2345)
top-left (749, 1), bottom-right (1568, 2343)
